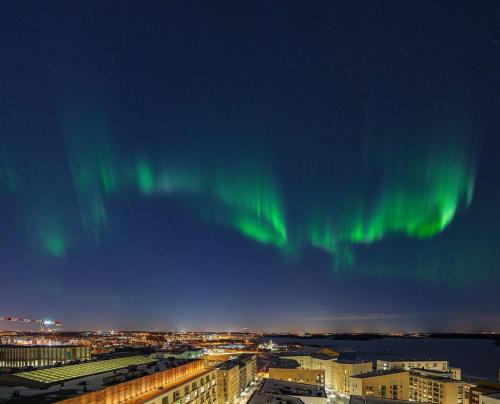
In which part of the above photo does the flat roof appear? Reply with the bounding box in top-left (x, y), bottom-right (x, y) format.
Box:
top-left (336, 359), bottom-right (371, 365)
top-left (485, 393), bottom-right (500, 400)
top-left (377, 358), bottom-right (446, 363)
top-left (262, 378), bottom-right (327, 398)
top-left (410, 370), bottom-right (461, 382)
top-left (249, 390), bottom-right (304, 404)
top-left (14, 356), bottom-right (156, 385)
top-left (280, 352), bottom-right (334, 361)
top-left (0, 345), bottom-right (87, 348)
top-left (216, 360), bottom-right (239, 370)
top-left (350, 396), bottom-right (414, 404)
top-left (351, 370), bottom-right (407, 379)
top-left (273, 359), bottom-right (301, 369)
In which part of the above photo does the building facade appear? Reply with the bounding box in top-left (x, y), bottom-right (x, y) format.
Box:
top-left (238, 354), bottom-right (256, 393)
top-left (0, 345), bottom-right (91, 368)
top-left (409, 369), bottom-right (464, 404)
top-left (349, 370), bottom-right (409, 400)
top-left (331, 360), bottom-right (373, 395)
top-left (57, 359), bottom-right (216, 404)
top-left (377, 359), bottom-right (449, 372)
top-left (450, 367), bottom-right (462, 380)
top-left (269, 368), bottom-right (325, 386)
top-left (214, 354), bottom-right (256, 404)
top-left (280, 354), bottom-right (336, 389)
top-left (216, 361), bottom-right (240, 404)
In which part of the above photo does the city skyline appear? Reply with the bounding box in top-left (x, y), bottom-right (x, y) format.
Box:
top-left (1, 1), bottom-right (499, 332)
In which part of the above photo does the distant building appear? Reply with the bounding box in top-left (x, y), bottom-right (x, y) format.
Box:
top-left (377, 359), bottom-right (461, 381)
top-left (152, 348), bottom-right (204, 360)
top-left (349, 369), bottom-right (409, 400)
top-left (409, 368), bottom-right (464, 404)
top-left (377, 359), bottom-right (450, 373)
top-left (332, 360), bottom-right (373, 395)
top-left (249, 378), bottom-right (327, 404)
top-left (0, 345), bottom-right (90, 369)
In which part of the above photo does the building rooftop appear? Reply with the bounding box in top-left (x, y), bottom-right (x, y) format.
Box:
top-left (12, 355), bottom-right (156, 386)
top-left (0, 359), bottom-right (204, 403)
top-left (377, 358), bottom-right (446, 363)
top-left (261, 378), bottom-right (327, 398)
top-left (249, 390), bottom-right (304, 404)
top-left (410, 369), bottom-right (461, 382)
top-left (159, 347), bottom-right (204, 354)
top-left (0, 345), bottom-right (87, 348)
top-left (280, 352), bottom-right (334, 361)
top-left (351, 369), bottom-right (408, 379)
top-left (336, 359), bottom-right (371, 365)
top-left (274, 359), bottom-right (301, 369)
top-left (350, 395), bottom-right (414, 404)
top-left (485, 393), bottom-right (500, 400)
top-left (216, 360), bottom-right (239, 370)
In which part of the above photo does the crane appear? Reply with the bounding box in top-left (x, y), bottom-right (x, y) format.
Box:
top-left (0, 316), bottom-right (62, 332)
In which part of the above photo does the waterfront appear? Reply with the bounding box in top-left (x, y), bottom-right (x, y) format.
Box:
top-left (260, 336), bottom-right (500, 379)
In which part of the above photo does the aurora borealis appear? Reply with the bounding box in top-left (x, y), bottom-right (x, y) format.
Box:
top-left (1, 1), bottom-right (499, 331)
top-left (1, 122), bottom-right (477, 264)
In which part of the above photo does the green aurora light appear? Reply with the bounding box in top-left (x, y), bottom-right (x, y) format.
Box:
top-left (1, 114), bottom-right (478, 273)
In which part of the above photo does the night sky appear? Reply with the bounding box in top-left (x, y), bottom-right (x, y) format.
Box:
top-left (1, 1), bottom-right (499, 332)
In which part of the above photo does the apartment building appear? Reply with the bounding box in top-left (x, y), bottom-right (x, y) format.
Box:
top-left (349, 369), bottom-right (409, 400)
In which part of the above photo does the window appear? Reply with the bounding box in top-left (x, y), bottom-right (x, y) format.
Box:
top-left (162, 398), bottom-right (169, 404)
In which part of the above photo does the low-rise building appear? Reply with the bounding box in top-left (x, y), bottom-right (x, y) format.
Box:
top-left (152, 348), bottom-right (205, 360)
top-left (0, 345), bottom-right (91, 369)
top-left (332, 360), bottom-right (373, 395)
top-left (138, 366), bottom-right (217, 404)
top-left (409, 369), bottom-right (464, 404)
top-left (0, 357), bottom-right (214, 404)
top-left (349, 369), bottom-right (409, 400)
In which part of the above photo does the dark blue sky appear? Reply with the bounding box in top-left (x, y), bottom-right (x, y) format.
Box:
top-left (1, 1), bottom-right (499, 332)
